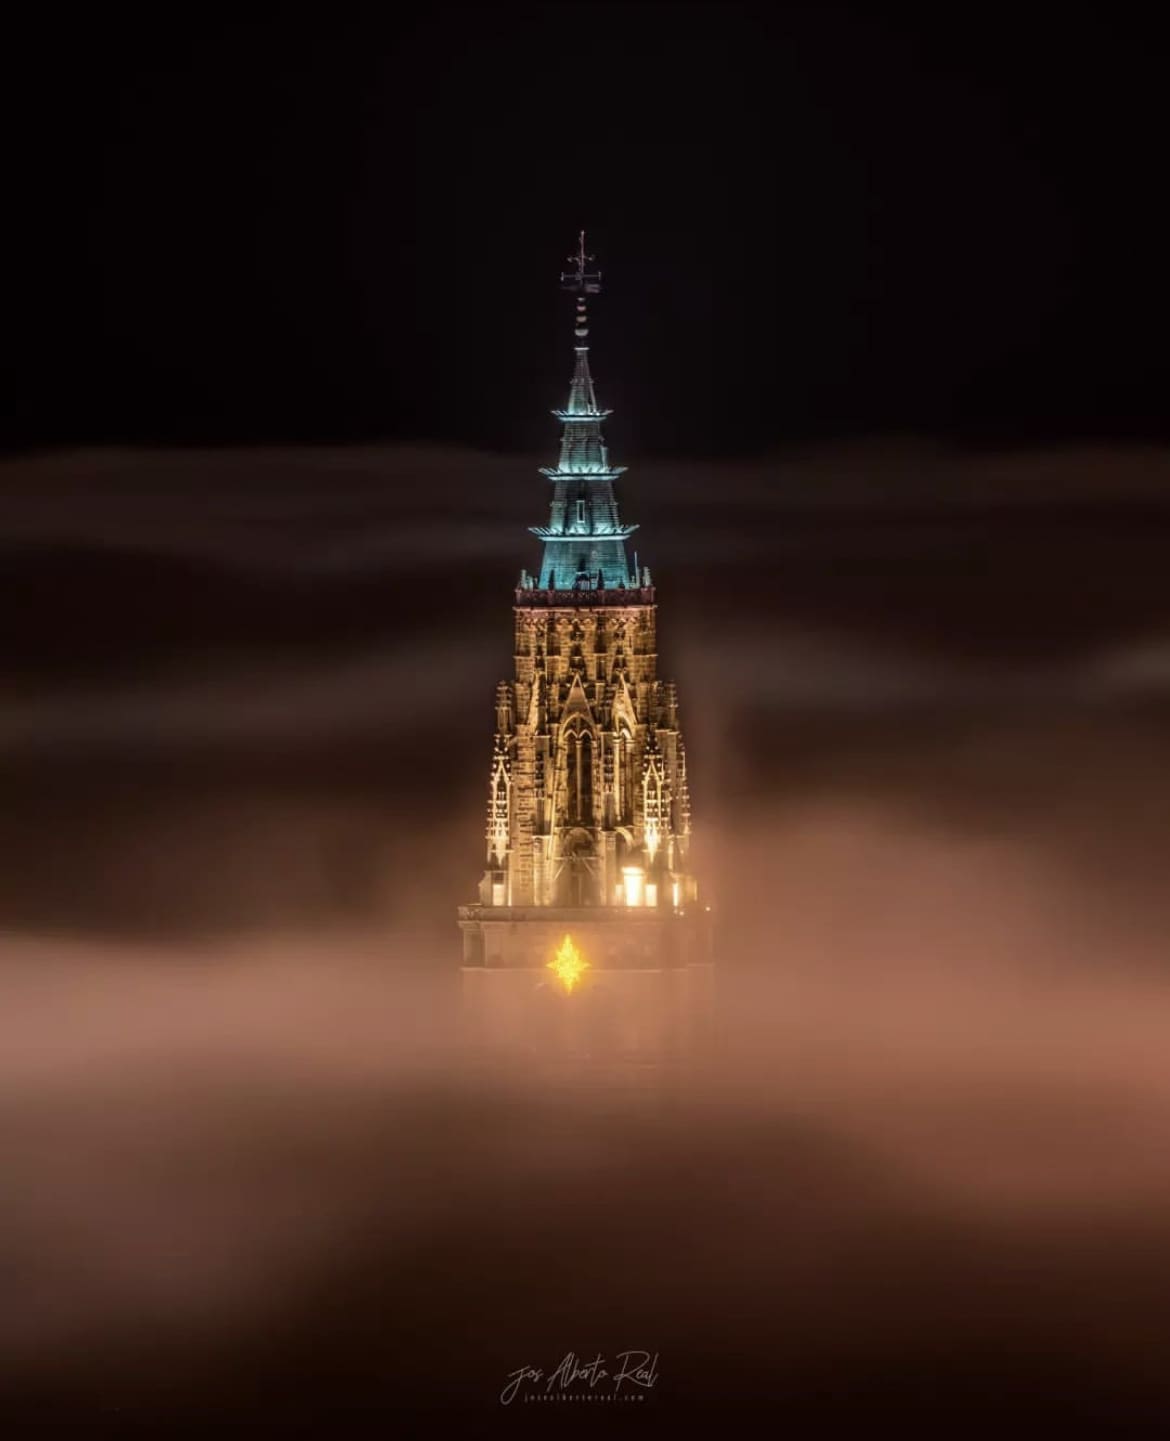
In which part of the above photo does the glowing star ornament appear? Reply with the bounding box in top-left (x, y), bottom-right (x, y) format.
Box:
top-left (547, 934), bottom-right (590, 993)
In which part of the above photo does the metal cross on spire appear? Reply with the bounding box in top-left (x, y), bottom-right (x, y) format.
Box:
top-left (560, 229), bottom-right (602, 294)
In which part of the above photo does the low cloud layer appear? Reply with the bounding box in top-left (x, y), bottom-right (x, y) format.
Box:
top-left (3, 440), bottom-right (1170, 1425)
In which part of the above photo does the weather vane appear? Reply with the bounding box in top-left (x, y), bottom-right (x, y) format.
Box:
top-left (560, 229), bottom-right (602, 294)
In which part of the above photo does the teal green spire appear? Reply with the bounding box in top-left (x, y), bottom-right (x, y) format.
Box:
top-left (524, 233), bottom-right (641, 594)
top-left (562, 343), bottom-right (601, 417)
top-left (551, 346), bottom-right (613, 473)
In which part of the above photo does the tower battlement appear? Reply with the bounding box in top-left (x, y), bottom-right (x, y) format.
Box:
top-left (513, 585), bottom-right (656, 607)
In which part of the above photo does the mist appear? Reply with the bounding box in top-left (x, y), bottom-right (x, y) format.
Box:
top-left (3, 441), bottom-right (1170, 1429)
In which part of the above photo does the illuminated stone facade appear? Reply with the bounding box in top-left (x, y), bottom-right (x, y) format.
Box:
top-left (459, 236), bottom-right (711, 1070)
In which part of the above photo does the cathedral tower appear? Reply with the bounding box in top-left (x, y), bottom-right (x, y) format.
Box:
top-left (459, 235), bottom-right (711, 1069)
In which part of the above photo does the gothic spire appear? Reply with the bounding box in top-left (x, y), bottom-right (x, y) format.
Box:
top-left (526, 233), bottom-right (640, 593)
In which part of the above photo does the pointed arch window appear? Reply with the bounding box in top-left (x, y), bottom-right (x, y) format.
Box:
top-left (488, 748), bottom-right (511, 865)
top-left (618, 726), bottom-right (636, 825)
top-left (643, 753), bottom-right (665, 862)
top-left (562, 722), bottom-right (595, 825)
top-left (573, 732), bottom-right (593, 822)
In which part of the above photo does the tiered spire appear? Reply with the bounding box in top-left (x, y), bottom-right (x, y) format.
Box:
top-left (524, 232), bottom-right (641, 593)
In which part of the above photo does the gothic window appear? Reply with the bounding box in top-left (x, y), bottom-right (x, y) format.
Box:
top-left (565, 729), bottom-right (593, 823)
top-left (576, 498), bottom-right (586, 526)
top-left (488, 747), bottom-right (510, 864)
top-left (619, 727), bottom-right (636, 824)
top-left (643, 762), bottom-right (664, 862)
top-left (581, 734), bottom-right (593, 819)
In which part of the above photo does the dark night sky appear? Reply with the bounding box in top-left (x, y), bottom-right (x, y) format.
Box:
top-left (7, 4), bottom-right (1170, 455)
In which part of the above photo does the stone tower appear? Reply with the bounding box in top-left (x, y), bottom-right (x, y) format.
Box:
top-left (459, 235), bottom-right (712, 1071)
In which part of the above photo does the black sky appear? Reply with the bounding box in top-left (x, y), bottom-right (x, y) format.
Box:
top-left (7, 4), bottom-right (1170, 456)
